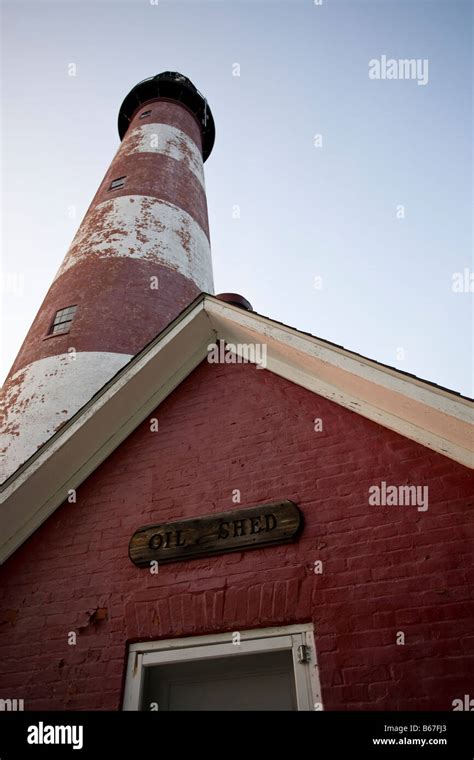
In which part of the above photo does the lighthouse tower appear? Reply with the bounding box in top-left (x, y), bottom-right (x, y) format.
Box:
top-left (1, 72), bottom-right (215, 482)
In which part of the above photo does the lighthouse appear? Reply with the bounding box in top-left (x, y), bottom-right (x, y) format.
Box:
top-left (1, 72), bottom-right (215, 482)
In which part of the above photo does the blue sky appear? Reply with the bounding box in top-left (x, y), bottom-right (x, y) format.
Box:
top-left (1, 0), bottom-right (472, 395)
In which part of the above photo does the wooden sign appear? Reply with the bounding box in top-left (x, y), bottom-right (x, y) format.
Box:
top-left (129, 500), bottom-right (302, 567)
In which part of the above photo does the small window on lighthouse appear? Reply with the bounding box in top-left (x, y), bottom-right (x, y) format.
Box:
top-left (139, 110), bottom-right (152, 119)
top-left (109, 176), bottom-right (126, 191)
top-left (49, 305), bottom-right (77, 336)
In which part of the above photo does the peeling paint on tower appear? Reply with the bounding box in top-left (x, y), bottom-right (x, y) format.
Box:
top-left (0, 72), bottom-right (215, 483)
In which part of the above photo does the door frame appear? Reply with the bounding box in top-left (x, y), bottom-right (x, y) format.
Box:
top-left (123, 623), bottom-right (322, 711)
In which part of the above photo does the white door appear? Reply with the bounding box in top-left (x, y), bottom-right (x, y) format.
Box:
top-left (123, 625), bottom-right (322, 711)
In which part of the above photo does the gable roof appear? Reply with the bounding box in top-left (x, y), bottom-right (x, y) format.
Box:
top-left (0, 293), bottom-right (472, 564)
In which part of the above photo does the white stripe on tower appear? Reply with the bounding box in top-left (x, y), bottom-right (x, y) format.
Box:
top-left (55, 196), bottom-right (213, 292)
top-left (122, 123), bottom-right (206, 188)
top-left (1, 353), bottom-right (132, 480)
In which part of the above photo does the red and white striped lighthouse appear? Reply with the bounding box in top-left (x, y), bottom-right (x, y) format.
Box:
top-left (1, 72), bottom-right (215, 481)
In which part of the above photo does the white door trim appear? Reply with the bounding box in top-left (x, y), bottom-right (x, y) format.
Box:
top-left (123, 624), bottom-right (322, 711)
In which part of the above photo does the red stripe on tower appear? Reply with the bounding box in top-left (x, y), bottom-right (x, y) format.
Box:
top-left (1, 72), bottom-right (215, 481)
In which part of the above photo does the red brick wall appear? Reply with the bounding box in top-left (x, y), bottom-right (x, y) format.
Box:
top-left (0, 360), bottom-right (472, 710)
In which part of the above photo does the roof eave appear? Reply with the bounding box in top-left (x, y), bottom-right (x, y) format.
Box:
top-left (1, 295), bottom-right (472, 565)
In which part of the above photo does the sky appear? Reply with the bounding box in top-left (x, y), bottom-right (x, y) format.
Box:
top-left (1, 0), bottom-right (472, 396)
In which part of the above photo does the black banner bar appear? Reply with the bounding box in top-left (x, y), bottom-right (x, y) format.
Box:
top-left (0, 711), bottom-right (472, 758)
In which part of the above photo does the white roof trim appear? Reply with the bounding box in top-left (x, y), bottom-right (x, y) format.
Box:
top-left (0, 295), bottom-right (472, 564)
top-left (205, 300), bottom-right (472, 459)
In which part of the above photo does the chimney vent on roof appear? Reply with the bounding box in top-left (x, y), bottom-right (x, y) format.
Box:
top-left (215, 293), bottom-right (253, 311)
